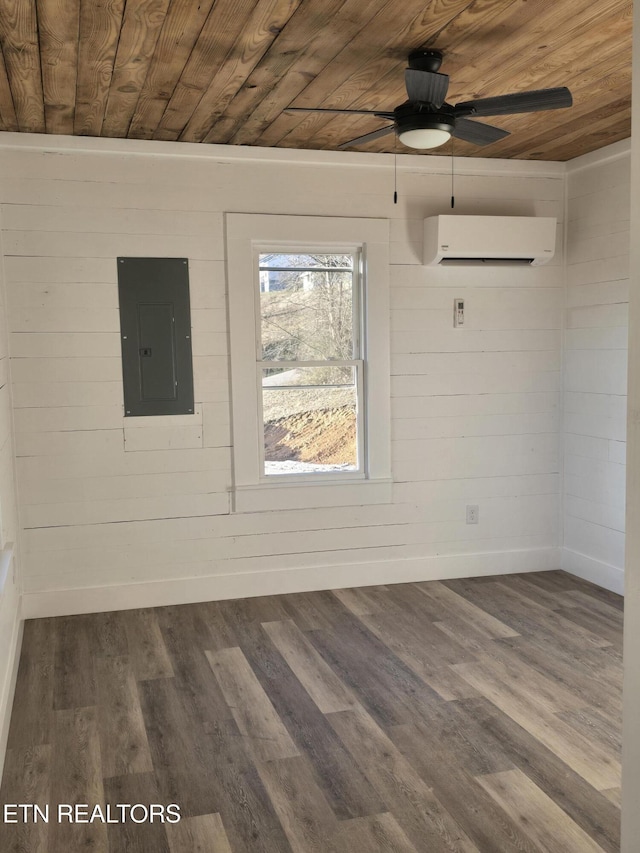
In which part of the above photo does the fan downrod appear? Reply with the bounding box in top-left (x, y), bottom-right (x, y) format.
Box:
top-left (407, 49), bottom-right (443, 73)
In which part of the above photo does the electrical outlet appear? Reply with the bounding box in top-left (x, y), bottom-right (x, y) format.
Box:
top-left (466, 505), bottom-right (479, 524)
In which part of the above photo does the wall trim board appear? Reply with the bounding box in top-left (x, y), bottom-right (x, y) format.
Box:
top-left (0, 604), bottom-right (23, 782)
top-left (562, 547), bottom-right (624, 596)
top-left (0, 131), bottom-right (566, 178)
top-left (21, 547), bottom-right (560, 619)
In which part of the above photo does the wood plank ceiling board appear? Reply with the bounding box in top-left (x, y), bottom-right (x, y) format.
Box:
top-left (183, 0), bottom-right (306, 144)
top-left (0, 0), bottom-right (45, 132)
top-left (211, 0), bottom-right (394, 146)
top-left (0, 0), bottom-right (631, 160)
top-left (152, 0), bottom-right (260, 141)
top-left (0, 45), bottom-right (18, 132)
top-left (127, 0), bottom-right (220, 139)
top-left (74, 0), bottom-right (126, 136)
top-left (36, 0), bottom-right (80, 135)
top-left (102, 0), bottom-right (171, 138)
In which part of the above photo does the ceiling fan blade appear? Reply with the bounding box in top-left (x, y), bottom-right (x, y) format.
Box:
top-left (404, 69), bottom-right (449, 107)
top-left (285, 107), bottom-right (396, 119)
top-left (455, 86), bottom-right (572, 117)
top-left (453, 118), bottom-right (511, 146)
top-left (338, 125), bottom-right (396, 150)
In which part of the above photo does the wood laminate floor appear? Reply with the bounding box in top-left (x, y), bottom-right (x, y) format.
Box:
top-left (0, 570), bottom-right (623, 852)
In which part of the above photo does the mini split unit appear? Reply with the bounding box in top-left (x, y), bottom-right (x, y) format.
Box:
top-left (423, 215), bottom-right (557, 266)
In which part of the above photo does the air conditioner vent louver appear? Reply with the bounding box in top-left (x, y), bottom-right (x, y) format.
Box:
top-left (439, 257), bottom-right (535, 266)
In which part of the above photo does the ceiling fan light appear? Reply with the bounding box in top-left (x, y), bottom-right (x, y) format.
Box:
top-left (398, 127), bottom-right (451, 149)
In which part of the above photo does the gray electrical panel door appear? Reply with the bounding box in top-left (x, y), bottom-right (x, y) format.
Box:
top-left (118, 257), bottom-right (195, 416)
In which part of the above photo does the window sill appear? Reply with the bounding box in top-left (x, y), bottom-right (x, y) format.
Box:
top-left (232, 478), bottom-right (393, 513)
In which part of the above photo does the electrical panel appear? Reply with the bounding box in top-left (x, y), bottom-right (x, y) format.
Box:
top-left (117, 257), bottom-right (195, 417)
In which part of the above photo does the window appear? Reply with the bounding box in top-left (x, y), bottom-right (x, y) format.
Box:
top-left (227, 214), bottom-right (390, 512)
top-left (259, 251), bottom-right (362, 477)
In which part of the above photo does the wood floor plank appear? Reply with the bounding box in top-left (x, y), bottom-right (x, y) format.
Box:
top-left (6, 618), bottom-right (55, 748)
top-left (52, 615), bottom-right (95, 710)
top-left (416, 581), bottom-right (520, 640)
top-left (555, 604), bottom-right (623, 650)
top-left (463, 698), bottom-right (620, 853)
top-left (433, 616), bottom-right (507, 657)
top-left (280, 590), bottom-right (350, 632)
top-left (137, 676), bottom-right (223, 817)
top-left (489, 634), bottom-right (622, 722)
top-left (493, 572), bottom-right (568, 611)
top-left (141, 672), bottom-right (294, 852)
top-left (206, 646), bottom-right (300, 762)
top-left (394, 701), bottom-right (515, 779)
top-left (328, 709), bottom-right (480, 852)
top-left (456, 653), bottom-right (584, 714)
top-left (556, 706), bottom-right (622, 758)
top-left (1, 570), bottom-right (622, 853)
top-left (256, 755), bottom-right (340, 852)
top-left (527, 571), bottom-right (623, 611)
top-left (0, 745), bottom-right (51, 853)
top-left (165, 813), bottom-right (232, 853)
top-left (561, 588), bottom-right (625, 620)
top-left (262, 619), bottom-right (360, 713)
top-left (156, 605), bottom-right (237, 725)
top-left (601, 787), bottom-right (622, 807)
top-left (218, 592), bottom-right (294, 626)
top-left (452, 659), bottom-right (621, 790)
top-left (389, 722), bottom-right (540, 853)
top-left (355, 609), bottom-right (481, 701)
top-left (445, 578), bottom-right (613, 652)
top-left (336, 812), bottom-right (418, 853)
top-left (122, 608), bottom-right (175, 681)
top-left (89, 610), bottom-right (130, 658)
top-left (477, 769), bottom-right (606, 853)
top-left (307, 613), bottom-right (443, 727)
top-left (94, 655), bottom-right (153, 778)
top-left (194, 600), bottom-right (242, 650)
top-left (48, 707), bottom-right (107, 853)
top-left (238, 620), bottom-right (386, 821)
top-left (202, 727), bottom-right (295, 853)
top-left (360, 606), bottom-right (477, 667)
top-left (104, 772), bottom-right (171, 853)
top-left (332, 585), bottom-right (387, 615)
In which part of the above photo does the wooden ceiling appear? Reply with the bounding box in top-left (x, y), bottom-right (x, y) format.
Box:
top-left (0, 0), bottom-right (631, 161)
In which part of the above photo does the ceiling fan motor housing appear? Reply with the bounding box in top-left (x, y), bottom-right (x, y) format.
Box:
top-left (407, 49), bottom-right (444, 73)
top-left (395, 102), bottom-right (455, 136)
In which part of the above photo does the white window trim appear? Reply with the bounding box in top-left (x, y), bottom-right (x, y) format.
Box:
top-left (226, 213), bottom-right (391, 512)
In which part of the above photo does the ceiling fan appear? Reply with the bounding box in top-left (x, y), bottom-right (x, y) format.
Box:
top-left (285, 49), bottom-right (573, 150)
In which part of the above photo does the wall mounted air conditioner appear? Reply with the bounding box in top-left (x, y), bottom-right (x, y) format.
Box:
top-left (424, 215), bottom-right (557, 266)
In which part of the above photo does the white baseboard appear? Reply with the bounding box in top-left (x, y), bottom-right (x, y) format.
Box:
top-left (21, 547), bottom-right (561, 619)
top-left (562, 548), bottom-right (624, 595)
top-left (0, 600), bottom-right (23, 782)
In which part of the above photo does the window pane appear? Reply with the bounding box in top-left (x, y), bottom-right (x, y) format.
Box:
top-left (259, 255), bottom-right (355, 361)
top-left (262, 367), bottom-right (358, 475)
top-left (263, 365), bottom-right (352, 387)
top-left (259, 253), bottom-right (353, 270)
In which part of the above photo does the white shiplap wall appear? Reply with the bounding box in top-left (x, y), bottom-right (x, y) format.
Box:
top-left (0, 200), bottom-right (22, 774)
top-left (563, 139), bottom-right (630, 594)
top-left (0, 135), bottom-right (564, 617)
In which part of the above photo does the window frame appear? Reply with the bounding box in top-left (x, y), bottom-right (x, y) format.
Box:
top-left (226, 213), bottom-right (391, 513)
